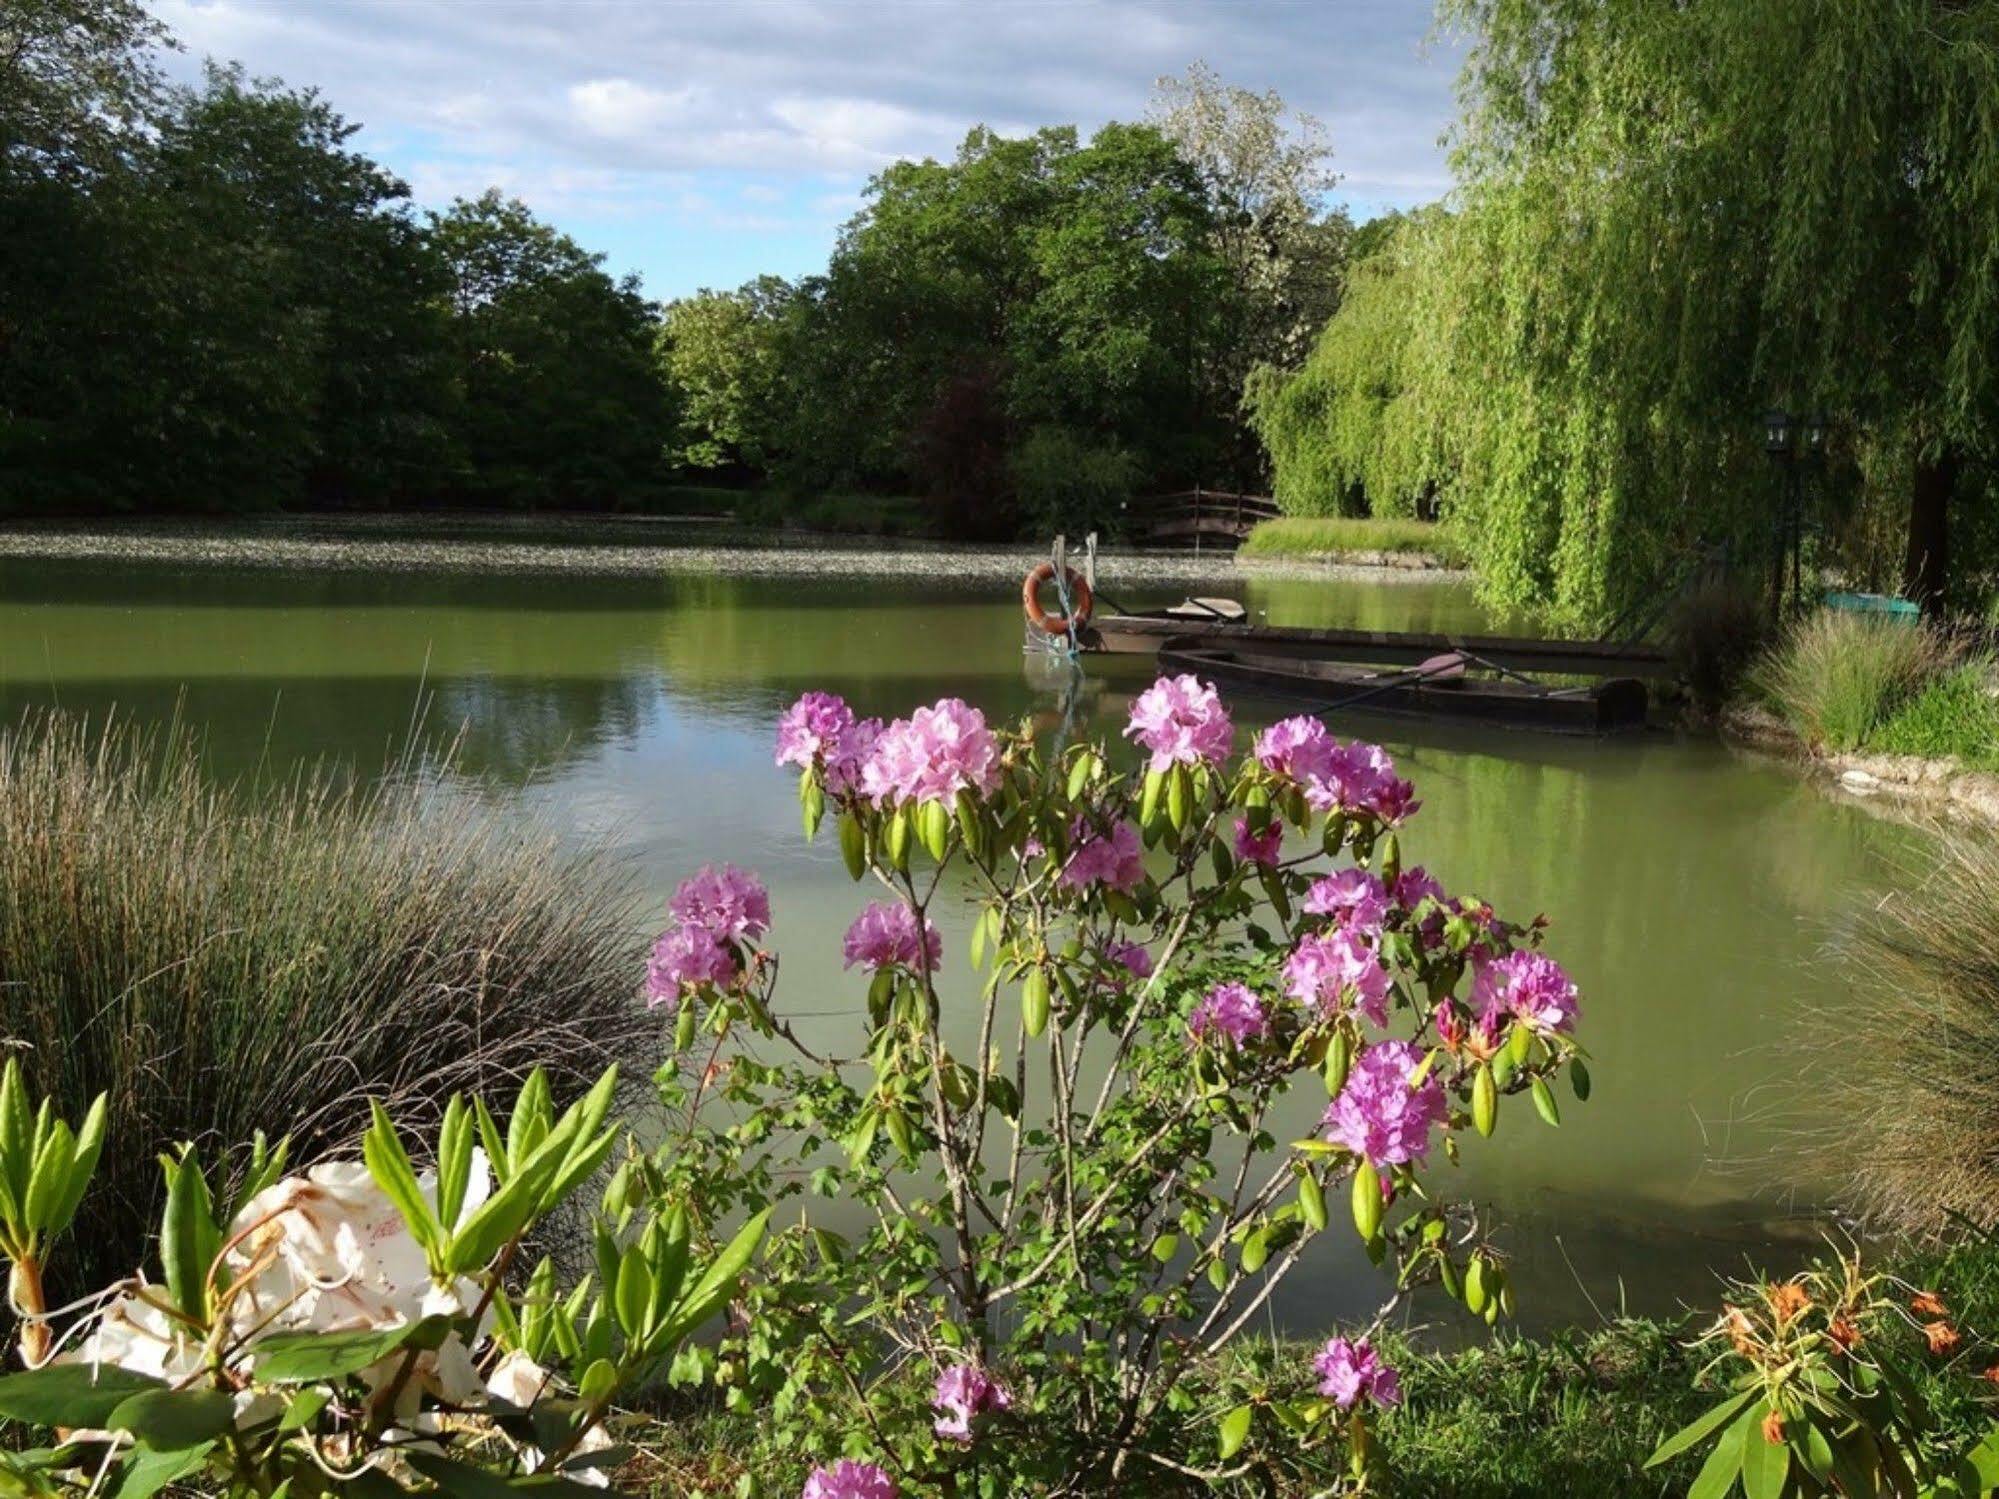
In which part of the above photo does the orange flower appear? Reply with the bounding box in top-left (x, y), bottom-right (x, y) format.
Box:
top-left (1923, 1319), bottom-right (1963, 1357)
top-left (1911, 1291), bottom-right (1949, 1319)
top-left (1724, 1306), bottom-right (1760, 1358)
top-left (1767, 1281), bottom-right (1811, 1326)
top-left (1980, 1364), bottom-right (1999, 1388)
top-left (1828, 1315), bottom-right (1863, 1352)
top-left (1761, 1407), bottom-right (1787, 1445)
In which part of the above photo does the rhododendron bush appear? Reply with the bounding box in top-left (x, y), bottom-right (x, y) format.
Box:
top-left (639, 676), bottom-right (1591, 1493)
top-left (0, 1057), bottom-right (767, 1498)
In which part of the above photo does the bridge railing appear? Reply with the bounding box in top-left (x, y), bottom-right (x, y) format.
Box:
top-left (1122, 488), bottom-right (1282, 548)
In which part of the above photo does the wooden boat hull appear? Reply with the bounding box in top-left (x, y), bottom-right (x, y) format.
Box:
top-left (1158, 642), bottom-right (1650, 735)
top-left (1085, 612), bottom-right (1672, 679)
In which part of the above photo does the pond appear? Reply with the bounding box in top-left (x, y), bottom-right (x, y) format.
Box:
top-left (0, 520), bottom-right (1925, 1334)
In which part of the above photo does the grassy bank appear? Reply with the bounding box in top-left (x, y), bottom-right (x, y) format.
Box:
top-left (1240, 515), bottom-right (1466, 566)
top-left (1747, 609), bottom-right (1999, 768)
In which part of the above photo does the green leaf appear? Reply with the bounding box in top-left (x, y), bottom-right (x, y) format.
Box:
top-left (1472, 1062), bottom-right (1498, 1137)
top-left (1740, 1409), bottom-right (1789, 1499)
top-left (251, 1315), bottom-right (453, 1383)
top-left (158, 1147), bottom-right (218, 1323)
top-left (919, 799), bottom-right (951, 861)
top-left (108, 1441), bottom-right (214, 1499)
top-left (1240, 1226), bottom-right (1270, 1274)
top-left (1298, 1171), bottom-right (1328, 1232)
top-left (1350, 1159), bottom-right (1383, 1242)
top-left (655, 1208), bottom-right (771, 1348)
top-left (436, 1095), bottom-right (473, 1233)
top-left (1167, 763), bottom-right (1191, 831)
top-left (1530, 1077), bottom-right (1561, 1128)
top-left (1140, 768), bottom-right (1165, 828)
top-left (1570, 1058), bottom-right (1592, 1101)
top-left (107, 1388), bottom-right (235, 1448)
top-left (0, 1364), bottom-right (166, 1426)
top-left (1022, 968), bottom-right (1051, 1039)
top-left (1647, 1390), bottom-right (1758, 1469)
top-left (278, 1388), bottom-right (330, 1432)
top-left (53, 1094), bottom-right (109, 1236)
top-left (838, 812), bottom-right (867, 880)
top-left (362, 1101), bottom-right (438, 1254)
top-left (22, 1120), bottom-right (75, 1232)
top-left (615, 1247), bottom-right (654, 1340)
top-left (1686, 1407), bottom-right (1752, 1499)
top-left (506, 1069), bottom-right (554, 1170)
top-left (1218, 1403), bottom-right (1254, 1460)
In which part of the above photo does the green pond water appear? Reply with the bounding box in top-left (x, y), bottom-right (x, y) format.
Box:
top-left (0, 529), bottom-right (1926, 1334)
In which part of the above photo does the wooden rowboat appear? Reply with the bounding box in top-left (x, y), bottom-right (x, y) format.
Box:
top-left (1084, 605), bottom-right (1672, 680)
top-left (1156, 641), bottom-right (1650, 735)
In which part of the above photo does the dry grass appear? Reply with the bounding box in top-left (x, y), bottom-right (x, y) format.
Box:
top-left (1668, 579), bottom-right (1769, 715)
top-left (1815, 831), bottom-right (1999, 1233)
top-left (1750, 609), bottom-right (1955, 752)
top-left (0, 713), bottom-right (660, 1295)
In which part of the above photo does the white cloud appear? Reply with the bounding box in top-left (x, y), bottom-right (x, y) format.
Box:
top-left (568, 78), bottom-right (703, 140)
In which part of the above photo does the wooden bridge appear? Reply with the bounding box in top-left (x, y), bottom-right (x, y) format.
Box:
top-left (1122, 488), bottom-right (1282, 550)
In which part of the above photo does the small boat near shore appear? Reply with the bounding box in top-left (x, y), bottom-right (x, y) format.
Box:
top-left (1156, 640), bottom-right (1650, 734)
top-left (1083, 604), bottom-right (1673, 680)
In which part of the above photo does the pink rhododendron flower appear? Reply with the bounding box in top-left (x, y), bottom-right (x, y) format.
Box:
top-left (1124, 675), bottom-right (1232, 772)
top-left (668, 865), bottom-right (771, 943)
top-left (842, 902), bottom-right (942, 974)
top-left (1233, 817), bottom-right (1282, 867)
top-left (1322, 1040), bottom-right (1448, 1167)
top-left (1284, 929), bottom-right (1391, 1025)
top-left (1394, 866), bottom-right (1447, 911)
top-left (800, 1461), bottom-right (897, 1499)
top-left (1103, 939), bottom-right (1153, 980)
top-left (1188, 981), bottom-right (1269, 1045)
top-left (1253, 715), bottom-right (1338, 783)
top-left (1313, 1336), bottom-right (1402, 1410)
top-left (860, 698), bottom-right (1001, 806)
top-left (646, 924), bottom-right (738, 1009)
top-left (774, 692), bottom-right (882, 793)
top-left (1472, 949), bottom-right (1579, 1034)
top-left (932, 1364), bottom-right (1012, 1442)
top-left (1303, 868), bottom-right (1389, 933)
top-left (1062, 819), bottom-right (1143, 891)
top-left (1337, 741), bottom-right (1419, 824)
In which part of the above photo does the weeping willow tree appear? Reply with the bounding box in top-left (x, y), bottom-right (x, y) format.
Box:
top-left (1260, 0), bottom-right (1999, 628)
top-left (1245, 209), bottom-right (1456, 519)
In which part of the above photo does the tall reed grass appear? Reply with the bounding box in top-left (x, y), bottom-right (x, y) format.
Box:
top-left (1750, 610), bottom-right (1954, 752)
top-left (0, 713), bottom-right (659, 1294)
top-left (1815, 831), bottom-right (1999, 1233)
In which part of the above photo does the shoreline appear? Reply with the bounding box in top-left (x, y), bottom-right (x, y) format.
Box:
top-left (1720, 704), bottom-right (1999, 824)
top-left (0, 513), bottom-right (1472, 588)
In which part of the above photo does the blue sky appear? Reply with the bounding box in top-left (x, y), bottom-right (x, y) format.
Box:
top-left (148, 1), bottom-right (1464, 302)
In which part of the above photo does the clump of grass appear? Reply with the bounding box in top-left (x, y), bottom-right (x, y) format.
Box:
top-left (1749, 609), bottom-right (1954, 751)
top-left (1669, 579), bottom-right (1769, 716)
top-left (0, 712), bottom-right (660, 1296)
top-left (1872, 660), bottom-right (1999, 768)
top-left (1813, 831), bottom-right (1999, 1233)
top-left (1240, 516), bottom-right (1466, 565)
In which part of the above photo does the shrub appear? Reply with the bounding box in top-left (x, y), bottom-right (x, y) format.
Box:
top-left (1009, 425), bottom-right (1138, 540)
top-left (1750, 610), bottom-right (1953, 751)
top-left (1815, 831), bottom-right (1999, 1233)
top-left (1668, 579), bottom-right (1769, 716)
top-left (637, 680), bottom-right (1592, 1493)
top-left (0, 712), bottom-right (660, 1297)
top-left (1872, 660), bottom-right (1999, 767)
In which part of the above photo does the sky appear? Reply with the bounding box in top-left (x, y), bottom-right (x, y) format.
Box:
top-left (146, 1), bottom-right (1464, 303)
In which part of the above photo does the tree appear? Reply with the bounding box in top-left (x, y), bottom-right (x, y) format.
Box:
top-left (1151, 61), bottom-right (1352, 477)
top-left (430, 191), bottom-right (671, 507)
top-left (656, 276), bottom-right (796, 472)
top-left (1436, 0), bottom-right (1999, 623)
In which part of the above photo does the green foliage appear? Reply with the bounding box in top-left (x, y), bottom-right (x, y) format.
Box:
top-left (1238, 516), bottom-right (1465, 564)
top-left (657, 278), bottom-right (795, 472)
top-left (1872, 662), bottom-right (1999, 768)
top-left (1249, 2), bottom-right (1999, 626)
top-left (1750, 610), bottom-right (1954, 752)
top-left (1246, 212), bottom-right (1451, 519)
top-left (0, 1063), bottom-right (767, 1499)
top-left (1009, 426), bottom-right (1138, 538)
top-left (0, 712), bottom-right (661, 1298)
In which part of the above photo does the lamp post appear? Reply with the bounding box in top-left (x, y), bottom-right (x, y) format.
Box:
top-left (1760, 407), bottom-right (1826, 617)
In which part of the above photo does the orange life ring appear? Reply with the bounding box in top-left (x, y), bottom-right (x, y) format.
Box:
top-left (1022, 563), bottom-right (1094, 637)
